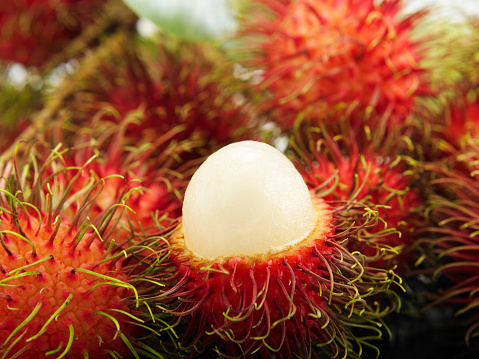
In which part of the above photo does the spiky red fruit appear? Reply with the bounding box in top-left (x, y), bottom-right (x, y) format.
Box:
top-left (144, 141), bottom-right (400, 358)
top-left (290, 122), bottom-right (420, 269)
top-left (237, 0), bottom-right (428, 130)
top-left (418, 138), bottom-right (479, 344)
top-left (0, 0), bottom-right (104, 67)
top-left (0, 215), bottom-right (132, 358)
top-left (0, 143), bottom-right (144, 358)
top-left (54, 121), bottom-right (196, 234)
top-left (59, 38), bottom-right (253, 152)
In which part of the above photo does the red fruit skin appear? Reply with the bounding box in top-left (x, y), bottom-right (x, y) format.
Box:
top-left (239, 0), bottom-right (428, 130)
top-left (289, 120), bottom-right (421, 271)
top-left (174, 251), bottom-right (334, 357)
top-left (64, 154), bottom-right (185, 230)
top-left (168, 200), bottom-right (334, 358)
top-left (443, 100), bottom-right (479, 145)
top-left (61, 41), bottom-right (252, 153)
top-left (159, 199), bottom-right (397, 358)
top-left (0, 213), bottom-right (134, 358)
top-left (46, 122), bottom-right (195, 238)
top-left (0, 0), bottom-right (104, 67)
top-left (305, 153), bottom-right (418, 250)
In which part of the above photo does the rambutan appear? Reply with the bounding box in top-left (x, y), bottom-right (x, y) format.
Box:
top-left (143, 140), bottom-right (401, 358)
top-left (416, 137), bottom-right (479, 346)
top-left (0, 142), bottom-right (162, 358)
top-left (411, 15), bottom-right (479, 160)
top-left (51, 116), bottom-right (197, 235)
top-left (235, 0), bottom-right (429, 130)
top-left (289, 120), bottom-right (421, 269)
top-left (0, 0), bottom-right (107, 68)
top-left (57, 35), bottom-right (253, 153)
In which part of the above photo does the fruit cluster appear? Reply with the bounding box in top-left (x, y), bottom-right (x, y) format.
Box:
top-left (0, 0), bottom-right (479, 358)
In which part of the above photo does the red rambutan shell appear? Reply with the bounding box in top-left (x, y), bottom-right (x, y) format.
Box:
top-left (417, 138), bottom-right (479, 343)
top-left (0, 142), bottom-right (154, 358)
top-left (237, 0), bottom-right (428, 130)
top-left (290, 122), bottom-right (420, 268)
top-left (0, 0), bottom-right (104, 67)
top-left (58, 38), bottom-right (253, 152)
top-left (0, 215), bottom-right (133, 358)
top-left (150, 198), bottom-right (399, 358)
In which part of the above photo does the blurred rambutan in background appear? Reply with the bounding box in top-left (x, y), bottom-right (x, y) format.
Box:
top-left (43, 32), bottom-right (256, 158)
top-left (415, 137), bottom-right (479, 353)
top-left (0, 0), bottom-right (135, 69)
top-left (234, 0), bottom-right (430, 131)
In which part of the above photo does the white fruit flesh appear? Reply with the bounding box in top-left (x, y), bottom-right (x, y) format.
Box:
top-left (182, 140), bottom-right (316, 260)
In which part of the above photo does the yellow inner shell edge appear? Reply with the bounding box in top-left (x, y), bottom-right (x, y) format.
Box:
top-left (169, 197), bottom-right (332, 268)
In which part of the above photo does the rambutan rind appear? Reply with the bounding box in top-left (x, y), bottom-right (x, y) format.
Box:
top-left (416, 138), bottom-right (479, 345)
top-left (0, 142), bottom-right (176, 358)
top-left (235, 0), bottom-right (428, 131)
top-left (143, 198), bottom-right (401, 359)
top-left (289, 120), bottom-right (421, 271)
top-left (0, 0), bottom-right (106, 68)
top-left (56, 36), bottom-right (253, 153)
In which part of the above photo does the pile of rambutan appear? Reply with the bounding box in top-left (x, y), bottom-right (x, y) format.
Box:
top-left (3, 0), bottom-right (479, 358)
top-left (405, 14), bottom-right (479, 358)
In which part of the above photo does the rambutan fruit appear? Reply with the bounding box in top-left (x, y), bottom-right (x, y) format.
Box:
top-left (235, 0), bottom-right (429, 131)
top-left (143, 140), bottom-right (401, 358)
top-left (0, 142), bottom-right (164, 358)
top-left (56, 35), bottom-right (254, 154)
top-left (0, 0), bottom-right (109, 68)
top-left (289, 120), bottom-right (421, 270)
top-left (416, 137), bottom-right (479, 347)
top-left (410, 15), bottom-right (479, 160)
top-left (60, 111), bottom-right (196, 224)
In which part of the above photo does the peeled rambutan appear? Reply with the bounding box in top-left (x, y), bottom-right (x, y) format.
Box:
top-left (289, 120), bottom-right (421, 269)
top-left (236, 0), bottom-right (429, 130)
top-left (143, 140), bottom-right (400, 358)
top-left (0, 142), bottom-right (157, 358)
top-left (0, 0), bottom-right (107, 68)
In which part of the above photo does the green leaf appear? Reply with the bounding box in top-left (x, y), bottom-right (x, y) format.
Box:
top-left (122, 0), bottom-right (237, 41)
